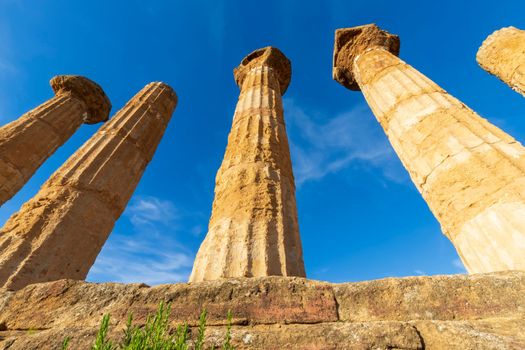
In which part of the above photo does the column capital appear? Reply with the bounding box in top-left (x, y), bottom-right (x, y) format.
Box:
top-left (234, 46), bottom-right (291, 95)
top-left (333, 24), bottom-right (400, 90)
top-left (50, 75), bottom-right (111, 124)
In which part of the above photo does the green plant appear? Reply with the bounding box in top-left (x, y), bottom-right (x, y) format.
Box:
top-left (195, 309), bottom-right (207, 350)
top-left (61, 336), bottom-right (71, 350)
top-left (92, 314), bottom-right (114, 350)
top-left (119, 313), bottom-right (137, 348)
top-left (222, 310), bottom-right (233, 350)
top-left (62, 303), bottom-right (234, 349)
top-left (123, 301), bottom-right (187, 350)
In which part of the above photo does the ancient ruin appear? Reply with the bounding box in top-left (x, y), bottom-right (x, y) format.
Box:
top-left (333, 24), bottom-right (525, 274)
top-left (0, 75), bottom-right (110, 206)
top-left (190, 47), bottom-right (305, 282)
top-left (0, 82), bottom-right (177, 290)
top-left (1, 271), bottom-right (524, 348)
top-left (477, 26), bottom-right (525, 97)
top-left (0, 18), bottom-right (524, 349)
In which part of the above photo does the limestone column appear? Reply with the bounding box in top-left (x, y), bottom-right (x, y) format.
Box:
top-left (0, 75), bottom-right (111, 205)
top-left (333, 24), bottom-right (525, 273)
top-left (0, 82), bottom-right (177, 290)
top-left (477, 26), bottom-right (525, 97)
top-left (190, 47), bottom-right (305, 282)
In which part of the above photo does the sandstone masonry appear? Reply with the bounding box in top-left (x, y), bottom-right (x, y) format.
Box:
top-left (477, 26), bottom-right (525, 97)
top-left (190, 47), bottom-right (305, 282)
top-left (333, 24), bottom-right (525, 273)
top-left (0, 82), bottom-right (177, 290)
top-left (0, 75), bottom-right (110, 206)
top-left (0, 272), bottom-right (524, 349)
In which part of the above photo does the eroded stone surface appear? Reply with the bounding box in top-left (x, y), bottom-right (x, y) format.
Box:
top-left (477, 26), bottom-right (525, 97)
top-left (205, 322), bottom-right (424, 350)
top-left (234, 46), bottom-right (291, 94)
top-left (333, 24), bottom-right (400, 90)
top-left (334, 271), bottom-right (525, 322)
top-left (50, 75), bottom-right (111, 123)
top-left (0, 82), bottom-right (177, 290)
top-left (0, 272), bottom-right (523, 349)
top-left (190, 47), bottom-right (305, 281)
top-left (413, 319), bottom-right (525, 350)
top-left (333, 24), bottom-right (525, 274)
top-left (0, 75), bottom-right (110, 206)
top-left (0, 323), bottom-right (425, 350)
top-left (0, 277), bottom-right (337, 330)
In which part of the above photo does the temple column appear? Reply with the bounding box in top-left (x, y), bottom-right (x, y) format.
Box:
top-left (333, 24), bottom-right (525, 273)
top-left (0, 82), bottom-right (177, 290)
top-left (0, 75), bottom-right (111, 205)
top-left (477, 26), bottom-right (525, 97)
top-left (190, 47), bottom-right (305, 282)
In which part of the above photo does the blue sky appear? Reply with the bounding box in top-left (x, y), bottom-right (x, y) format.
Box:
top-left (1, 0), bottom-right (525, 285)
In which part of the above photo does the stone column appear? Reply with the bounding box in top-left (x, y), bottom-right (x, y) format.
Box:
top-left (0, 82), bottom-right (177, 290)
top-left (190, 47), bottom-right (305, 282)
top-left (0, 75), bottom-right (111, 205)
top-left (477, 26), bottom-right (525, 97)
top-left (333, 24), bottom-right (525, 273)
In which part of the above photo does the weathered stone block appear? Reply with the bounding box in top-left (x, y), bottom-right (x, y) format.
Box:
top-left (1, 273), bottom-right (524, 349)
top-left (334, 271), bottom-right (525, 322)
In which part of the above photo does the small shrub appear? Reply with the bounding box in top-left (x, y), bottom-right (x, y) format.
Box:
top-left (222, 311), bottom-right (233, 350)
top-left (119, 314), bottom-right (135, 348)
top-left (62, 303), bottom-right (234, 350)
top-left (194, 309), bottom-right (207, 350)
top-left (92, 314), bottom-right (114, 350)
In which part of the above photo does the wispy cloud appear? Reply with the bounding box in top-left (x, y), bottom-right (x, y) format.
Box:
top-left (88, 235), bottom-right (194, 285)
top-left (126, 196), bottom-right (178, 227)
top-left (284, 98), bottom-right (408, 186)
top-left (88, 196), bottom-right (199, 285)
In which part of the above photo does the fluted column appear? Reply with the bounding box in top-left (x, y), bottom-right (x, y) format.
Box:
top-left (477, 26), bottom-right (525, 97)
top-left (0, 82), bottom-right (177, 290)
top-left (333, 24), bottom-right (525, 273)
top-left (190, 47), bottom-right (305, 282)
top-left (0, 75), bottom-right (111, 205)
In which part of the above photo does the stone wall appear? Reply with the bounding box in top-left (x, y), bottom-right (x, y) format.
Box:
top-left (0, 272), bottom-right (524, 349)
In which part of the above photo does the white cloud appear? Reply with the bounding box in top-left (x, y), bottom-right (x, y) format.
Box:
top-left (88, 196), bottom-right (197, 285)
top-left (88, 235), bottom-right (194, 285)
top-left (414, 269), bottom-right (426, 276)
top-left (126, 196), bottom-right (178, 227)
top-left (284, 98), bottom-right (408, 186)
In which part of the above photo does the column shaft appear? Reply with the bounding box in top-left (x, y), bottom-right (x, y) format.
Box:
top-left (0, 82), bottom-right (177, 290)
top-left (477, 27), bottom-right (525, 97)
top-left (0, 75), bottom-right (110, 205)
top-left (333, 25), bottom-right (525, 273)
top-left (190, 47), bottom-right (305, 282)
